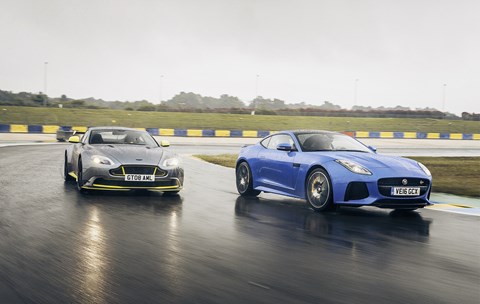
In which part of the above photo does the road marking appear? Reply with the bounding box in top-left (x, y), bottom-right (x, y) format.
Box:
top-left (426, 204), bottom-right (480, 216)
top-left (248, 281), bottom-right (271, 290)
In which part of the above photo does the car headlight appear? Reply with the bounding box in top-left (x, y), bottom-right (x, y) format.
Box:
top-left (162, 157), bottom-right (179, 167)
top-left (335, 159), bottom-right (372, 175)
top-left (417, 162), bottom-right (431, 176)
top-left (91, 155), bottom-right (114, 165)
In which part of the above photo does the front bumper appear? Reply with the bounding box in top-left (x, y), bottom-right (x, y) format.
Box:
top-left (80, 164), bottom-right (184, 191)
top-left (331, 170), bottom-right (432, 209)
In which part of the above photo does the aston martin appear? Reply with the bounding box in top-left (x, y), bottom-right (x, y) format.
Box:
top-left (64, 127), bottom-right (183, 193)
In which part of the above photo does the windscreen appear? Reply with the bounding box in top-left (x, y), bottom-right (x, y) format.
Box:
top-left (89, 129), bottom-right (158, 147)
top-left (295, 132), bottom-right (372, 153)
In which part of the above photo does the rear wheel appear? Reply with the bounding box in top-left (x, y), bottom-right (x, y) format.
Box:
top-left (306, 168), bottom-right (334, 212)
top-left (236, 162), bottom-right (260, 197)
top-left (64, 153), bottom-right (74, 181)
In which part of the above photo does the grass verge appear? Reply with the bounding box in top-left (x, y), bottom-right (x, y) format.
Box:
top-left (1, 106), bottom-right (479, 133)
top-left (194, 154), bottom-right (480, 198)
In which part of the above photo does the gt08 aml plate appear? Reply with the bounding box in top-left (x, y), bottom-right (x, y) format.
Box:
top-left (391, 187), bottom-right (420, 196)
top-left (125, 174), bottom-right (155, 182)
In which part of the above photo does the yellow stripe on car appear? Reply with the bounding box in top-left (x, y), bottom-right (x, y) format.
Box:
top-left (68, 172), bottom-right (78, 180)
top-left (91, 184), bottom-right (180, 190)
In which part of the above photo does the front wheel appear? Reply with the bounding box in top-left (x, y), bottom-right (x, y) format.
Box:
top-left (64, 153), bottom-right (74, 181)
top-left (236, 162), bottom-right (260, 197)
top-left (76, 159), bottom-right (87, 192)
top-left (306, 168), bottom-right (334, 212)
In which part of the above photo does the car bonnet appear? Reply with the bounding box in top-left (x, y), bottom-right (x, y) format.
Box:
top-left (92, 145), bottom-right (164, 165)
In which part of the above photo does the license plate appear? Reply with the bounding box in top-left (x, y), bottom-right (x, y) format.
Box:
top-left (124, 174), bottom-right (155, 182)
top-left (391, 187), bottom-right (420, 196)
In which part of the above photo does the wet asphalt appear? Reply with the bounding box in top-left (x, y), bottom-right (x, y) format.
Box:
top-left (0, 145), bottom-right (479, 304)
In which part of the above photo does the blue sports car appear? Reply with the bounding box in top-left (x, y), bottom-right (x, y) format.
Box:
top-left (236, 130), bottom-right (432, 212)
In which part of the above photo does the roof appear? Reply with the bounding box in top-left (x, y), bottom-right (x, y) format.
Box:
top-left (88, 126), bottom-right (141, 131)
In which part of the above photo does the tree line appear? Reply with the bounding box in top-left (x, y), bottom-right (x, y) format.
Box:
top-left (1, 89), bottom-right (473, 120)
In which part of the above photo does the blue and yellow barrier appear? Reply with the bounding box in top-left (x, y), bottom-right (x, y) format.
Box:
top-left (0, 124), bottom-right (478, 139)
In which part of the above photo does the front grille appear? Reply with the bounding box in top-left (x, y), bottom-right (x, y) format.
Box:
top-left (93, 178), bottom-right (178, 188)
top-left (378, 178), bottom-right (429, 197)
top-left (110, 166), bottom-right (167, 177)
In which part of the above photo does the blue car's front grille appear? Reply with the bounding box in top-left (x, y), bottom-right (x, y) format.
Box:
top-left (378, 178), bottom-right (430, 197)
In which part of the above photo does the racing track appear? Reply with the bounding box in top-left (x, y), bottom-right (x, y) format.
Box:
top-left (0, 144), bottom-right (479, 303)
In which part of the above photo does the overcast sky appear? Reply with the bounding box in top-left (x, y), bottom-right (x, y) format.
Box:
top-left (1, 0), bottom-right (479, 114)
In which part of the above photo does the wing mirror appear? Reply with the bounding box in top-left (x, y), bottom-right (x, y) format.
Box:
top-left (68, 136), bottom-right (80, 143)
top-left (368, 145), bottom-right (377, 153)
top-left (277, 143), bottom-right (293, 151)
top-left (160, 140), bottom-right (170, 147)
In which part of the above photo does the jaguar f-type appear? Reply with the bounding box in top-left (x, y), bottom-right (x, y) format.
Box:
top-left (236, 130), bottom-right (432, 211)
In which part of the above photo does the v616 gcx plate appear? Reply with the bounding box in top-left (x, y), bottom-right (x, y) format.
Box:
top-left (391, 187), bottom-right (420, 196)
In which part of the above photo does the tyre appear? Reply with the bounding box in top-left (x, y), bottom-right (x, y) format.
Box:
top-left (306, 168), bottom-right (334, 212)
top-left (64, 153), bottom-right (74, 181)
top-left (236, 162), bottom-right (260, 197)
top-left (76, 158), bottom-right (87, 192)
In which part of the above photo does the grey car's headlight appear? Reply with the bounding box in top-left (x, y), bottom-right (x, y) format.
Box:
top-left (91, 155), bottom-right (114, 165)
top-left (417, 162), bottom-right (431, 176)
top-left (335, 159), bottom-right (372, 175)
top-left (163, 157), bottom-right (180, 168)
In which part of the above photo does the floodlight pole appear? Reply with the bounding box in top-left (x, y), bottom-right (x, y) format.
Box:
top-left (353, 78), bottom-right (359, 107)
top-left (43, 62), bottom-right (48, 107)
top-left (442, 83), bottom-right (447, 113)
top-left (159, 75), bottom-right (164, 104)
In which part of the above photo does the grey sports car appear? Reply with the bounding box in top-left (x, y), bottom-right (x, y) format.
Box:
top-left (64, 127), bottom-right (184, 193)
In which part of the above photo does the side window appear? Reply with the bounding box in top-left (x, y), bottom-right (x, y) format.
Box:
top-left (267, 134), bottom-right (295, 150)
top-left (260, 136), bottom-right (271, 148)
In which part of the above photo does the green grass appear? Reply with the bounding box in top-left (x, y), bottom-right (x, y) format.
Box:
top-left (194, 154), bottom-right (480, 198)
top-left (0, 106), bottom-right (479, 133)
top-left (410, 157), bottom-right (480, 197)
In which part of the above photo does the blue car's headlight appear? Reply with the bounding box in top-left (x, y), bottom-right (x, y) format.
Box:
top-left (91, 155), bottom-right (114, 165)
top-left (335, 159), bottom-right (372, 175)
top-left (417, 162), bottom-right (431, 176)
top-left (162, 157), bottom-right (180, 168)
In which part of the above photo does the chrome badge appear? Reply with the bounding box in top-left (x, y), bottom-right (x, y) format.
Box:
top-left (402, 179), bottom-right (408, 185)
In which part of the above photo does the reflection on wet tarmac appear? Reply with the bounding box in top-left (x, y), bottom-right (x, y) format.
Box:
top-left (235, 196), bottom-right (431, 242)
top-left (235, 195), bottom-right (432, 266)
top-left (80, 206), bottom-right (107, 304)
